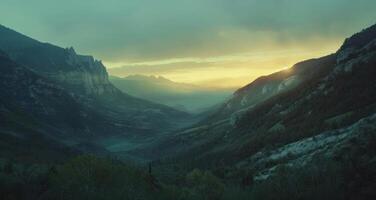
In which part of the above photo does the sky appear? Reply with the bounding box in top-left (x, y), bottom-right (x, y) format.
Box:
top-left (1, 0), bottom-right (376, 88)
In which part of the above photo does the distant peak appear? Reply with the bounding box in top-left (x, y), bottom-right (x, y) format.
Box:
top-left (124, 74), bottom-right (172, 82)
top-left (156, 75), bottom-right (170, 81)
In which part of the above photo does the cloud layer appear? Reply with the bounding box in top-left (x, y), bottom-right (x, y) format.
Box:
top-left (1, 0), bottom-right (376, 86)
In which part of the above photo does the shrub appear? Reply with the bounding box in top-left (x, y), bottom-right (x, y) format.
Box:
top-left (185, 169), bottom-right (225, 200)
top-left (45, 155), bottom-right (156, 200)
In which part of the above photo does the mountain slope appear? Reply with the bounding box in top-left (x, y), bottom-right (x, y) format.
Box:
top-left (110, 75), bottom-right (233, 113)
top-left (201, 54), bottom-right (336, 124)
top-left (0, 50), bottom-right (85, 161)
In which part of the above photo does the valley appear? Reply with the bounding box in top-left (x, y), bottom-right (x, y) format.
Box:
top-left (0, 22), bottom-right (376, 200)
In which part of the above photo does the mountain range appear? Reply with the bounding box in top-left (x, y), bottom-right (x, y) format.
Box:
top-left (110, 75), bottom-right (233, 113)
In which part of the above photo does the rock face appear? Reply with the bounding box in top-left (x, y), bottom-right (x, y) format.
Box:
top-left (57, 47), bottom-right (117, 96)
top-left (0, 25), bottom-right (116, 96)
top-left (0, 50), bottom-right (111, 138)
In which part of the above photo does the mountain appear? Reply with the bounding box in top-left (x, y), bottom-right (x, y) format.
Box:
top-left (203, 54), bottom-right (336, 124)
top-left (0, 25), bottom-right (116, 96)
top-left (110, 75), bottom-right (233, 113)
top-left (138, 24), bottom-right (376, 173)
top-left (0, 25), bottom-right (191, 160)
top-left (0, 24), bottom-right (190, 132)
top-left (0, 49), bottom-right (133, 140)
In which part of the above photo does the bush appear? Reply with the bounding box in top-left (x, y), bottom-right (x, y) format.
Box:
top-left (45, 155), bottom-right (157, 200)
top-left (0, 162), bottom-right (47, 200)
top-left (185, 169), bottom-right (225, 200)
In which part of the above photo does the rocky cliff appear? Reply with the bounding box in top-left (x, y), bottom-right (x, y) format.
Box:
top-left (0, 25), bottom-right (117, 96)
top-left (56, 47), bottom-right (117, 96)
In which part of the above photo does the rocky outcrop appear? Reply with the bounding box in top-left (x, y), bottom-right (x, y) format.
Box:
top-left (52, 47), bottom-right (117, 96)
top-left (0, 25), bottom-right (117, 96)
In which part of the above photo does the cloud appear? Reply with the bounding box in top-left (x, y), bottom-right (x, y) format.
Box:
top-left (1, 0), bottom-right (375, 87)
top-left (107, 45), bottom-right (336, 87)
top-left (1, 0), bottom-right (376, 62)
